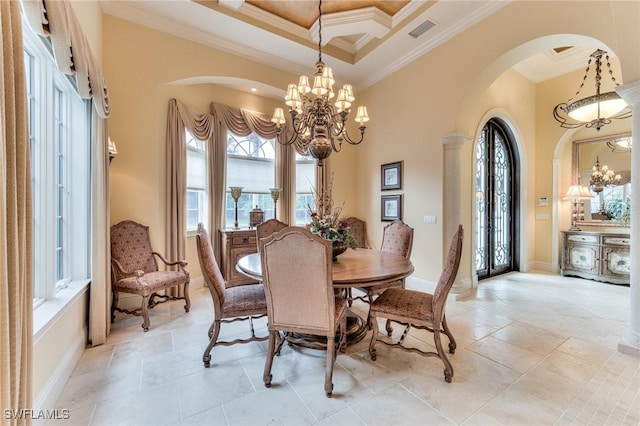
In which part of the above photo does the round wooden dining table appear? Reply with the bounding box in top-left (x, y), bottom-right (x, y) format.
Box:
top-left (236, 248), bottom-right (414, 345)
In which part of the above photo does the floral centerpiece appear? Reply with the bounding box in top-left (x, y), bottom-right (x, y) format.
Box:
top-left (307, 176), bottom-right (357, 259)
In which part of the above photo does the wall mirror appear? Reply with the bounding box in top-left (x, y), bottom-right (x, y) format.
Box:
top-left (572, 132), bottom-right (631, 227)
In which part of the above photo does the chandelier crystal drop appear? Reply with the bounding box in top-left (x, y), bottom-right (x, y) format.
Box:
top-left (553, 49), bottom-right (631, 131)
top-left (271, 0), bottom-right (369, 165)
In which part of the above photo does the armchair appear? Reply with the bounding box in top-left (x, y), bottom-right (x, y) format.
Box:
top-left (110, 220), bottom-right (190, 332)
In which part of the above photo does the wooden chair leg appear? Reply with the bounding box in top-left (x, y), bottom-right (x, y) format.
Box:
top-left (368, 311), bottom-right (379, 361)
top-left (325, 336), bottom-right (335, 397)
top-left (433, 328), bottom-right (454, 383)
top-left (111, 290), bottom-right (119, 323)
top-left (183, 282), bottom-right (191, 312)
top-left (141, 295), bottom-right (151, 332)
top-left (203, 319), bottom-right (221, 368)
top-left (442, 314), bottom-right (456, 353)
top-left (263, 330), bottom-right (277, 388)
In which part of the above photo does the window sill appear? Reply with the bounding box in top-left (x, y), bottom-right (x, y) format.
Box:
top-left (33, 279), bottom-right (90, 343)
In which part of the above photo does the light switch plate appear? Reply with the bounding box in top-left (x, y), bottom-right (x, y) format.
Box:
top-left (423, 215), bottom-right (437, 224)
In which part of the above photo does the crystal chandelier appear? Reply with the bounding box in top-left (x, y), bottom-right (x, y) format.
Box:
top-left (271, 0), bottom-right (369, 165)
top-left (553, 49), bottom-right (631, 131)
top-left (589, 157), bottom-right (620, 193)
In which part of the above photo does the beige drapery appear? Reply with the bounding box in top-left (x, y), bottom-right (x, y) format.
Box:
top-left (89, 115), bottom-right (110, 346)
top-left (166, 99), bottom-right (299, 272)
top-left (166, 99), bottom-right (214, 296)
top-left (21, 0), bottom-right (112, 346)
top-left (20, 0), bottom-right (110, 118)
top-left (1, 1), bottom-right (34, 422)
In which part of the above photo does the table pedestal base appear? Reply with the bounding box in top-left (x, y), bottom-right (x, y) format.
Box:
top-left (290, 310), bottom-right (368, 350)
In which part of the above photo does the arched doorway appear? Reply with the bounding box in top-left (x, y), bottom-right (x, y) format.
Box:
top-left (475, 118), bottom-right (520, 279)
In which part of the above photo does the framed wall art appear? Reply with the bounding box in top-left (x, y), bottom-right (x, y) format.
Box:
top-left (381, 161), bottom-right (402, 190)
top-left (381, 194), bottom-right (402, 221)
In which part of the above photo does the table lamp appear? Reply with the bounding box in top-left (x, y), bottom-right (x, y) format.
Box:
top-left (269, 188), bottom-right (282, 219)
top-left (230, 186), bottom-right (243, 229)
top-left (563, 185), bottom-right (593, 230)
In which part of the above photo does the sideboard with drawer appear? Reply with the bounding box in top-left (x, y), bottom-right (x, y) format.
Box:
top-left (219, 229), bottom-right (259, 287)
top-left (560, 230), bottom-right (630, 285)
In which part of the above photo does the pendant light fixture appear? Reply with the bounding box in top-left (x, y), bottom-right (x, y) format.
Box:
top-left (553, 49), bottom-right (631, 131)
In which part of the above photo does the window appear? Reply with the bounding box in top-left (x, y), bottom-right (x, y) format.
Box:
top-left (24, 20), bottom-right (91, 304)
top-left (295, 153), bottom-right (315, 225)
top-left (225, 132), bottom-right (276, 228)
top-left (186, 131), bottom-right (207, 231)
top-left (590, 183), bottom-right (631, 221)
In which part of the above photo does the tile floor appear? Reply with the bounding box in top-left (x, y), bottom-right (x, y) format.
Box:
top-left (50, 272), bottom-right (639, 425)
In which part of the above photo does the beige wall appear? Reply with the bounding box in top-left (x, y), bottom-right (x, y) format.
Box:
top-left (105, 1), bottom-right (639, 287)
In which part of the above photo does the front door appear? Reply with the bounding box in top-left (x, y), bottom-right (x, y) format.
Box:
top-left (475, 119), bottom-right (519, 279)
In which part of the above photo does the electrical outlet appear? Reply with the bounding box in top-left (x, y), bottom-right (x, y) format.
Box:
top-left (423, 215), bottom-right (437, 224)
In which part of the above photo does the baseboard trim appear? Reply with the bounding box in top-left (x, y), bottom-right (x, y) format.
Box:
top-left (33, 327), bottom-right (87, 412)
top-left (527, 261), bottom-right (557, 273)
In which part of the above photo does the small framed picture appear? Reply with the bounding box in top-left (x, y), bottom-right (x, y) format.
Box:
top-left (381, 161), bottom-right (402, 190)
top-left (381, 194), bottom-right (402, 221)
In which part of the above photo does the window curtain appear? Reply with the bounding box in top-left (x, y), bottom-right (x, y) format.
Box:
top-left (166, 99), bottom-right (298, 272)
top-left (209, 101), bottom-right (294, 225)
top-left (166, 99), bottom-right (215, 295)
top-left (1, 1), bottom-right (33, 421)
top-left (21, 0), bottom-right (112, 346)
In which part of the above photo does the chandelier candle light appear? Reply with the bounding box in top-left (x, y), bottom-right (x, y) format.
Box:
top-left (553, 49), bottom-right (631, 131)
top-left (271, 0), bottom-right (369, 167)
top-left (230, 186), bottom-right (243, 230)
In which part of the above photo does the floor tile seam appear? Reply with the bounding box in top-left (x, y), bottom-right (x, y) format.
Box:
top-left (397, 382), bottom-right (457, 425)
top-left (83, 403), bottom-right (98, 426)
top-left (464, 341), bottom-right (548, 378)
top-left (560, 353), bottom-right (631, 424)
top-left (282, 377), bottom-right (320, 424)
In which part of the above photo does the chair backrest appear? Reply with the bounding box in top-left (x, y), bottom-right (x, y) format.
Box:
top-left (195, 223), bottom-right (226, 305)
top-left (380, 220), bottom-right (414, 258)
top-left (259, 226), bottom-right (335, 336)
top-left (345, 217), bottom-right (369, 249)
top-left (432, 225), bottom-right (464, 319)
top-left (256, 218), bottom-right (288, 241)
top-left (110, 220), bottom-right (158, 280)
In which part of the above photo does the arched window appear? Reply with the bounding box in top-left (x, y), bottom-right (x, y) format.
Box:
top-left (475, 119), bottom-right (520, 279)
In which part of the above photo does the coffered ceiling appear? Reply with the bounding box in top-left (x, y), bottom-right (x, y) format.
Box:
top-left (100, 1), bottom-right (595, 96)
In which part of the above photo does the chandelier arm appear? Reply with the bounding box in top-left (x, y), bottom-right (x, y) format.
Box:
top-left (340, 127), bottom-right (366, 145)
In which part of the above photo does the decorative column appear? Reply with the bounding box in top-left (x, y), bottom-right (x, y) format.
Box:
top-left (443, 132), bottom-right (472, 298)
top-left (617, 80), bottom-right (640, 356)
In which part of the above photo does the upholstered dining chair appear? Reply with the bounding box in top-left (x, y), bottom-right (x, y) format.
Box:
top-left (256, 218), bottom-right (288, 241)
top-left (344, 216), bottom-right (369, 249)
top-left (355, 220), bottom-right (414, 331)
top-left (259, 226), bottom-right (347, 397)
top-left (110, 220), bottom-right (190, 332)
top-left (196, 223), bottom-right (268, 368)
top-left (368, 225), bottom-right (463, 383)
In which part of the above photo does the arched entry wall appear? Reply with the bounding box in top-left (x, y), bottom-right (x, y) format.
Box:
top-left (450, 34), bottom-right (621, 295)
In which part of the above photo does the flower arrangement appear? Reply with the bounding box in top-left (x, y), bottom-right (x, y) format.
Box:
top-left (307, 175), bottom-right (357, 250)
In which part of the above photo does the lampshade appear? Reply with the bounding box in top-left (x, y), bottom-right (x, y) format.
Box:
top-left (108, 137), bottom-right (118, 156)
top-left (565, 93), bottom-right (628, 122)
top-left (563, 185), bottom-right (593, 200)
